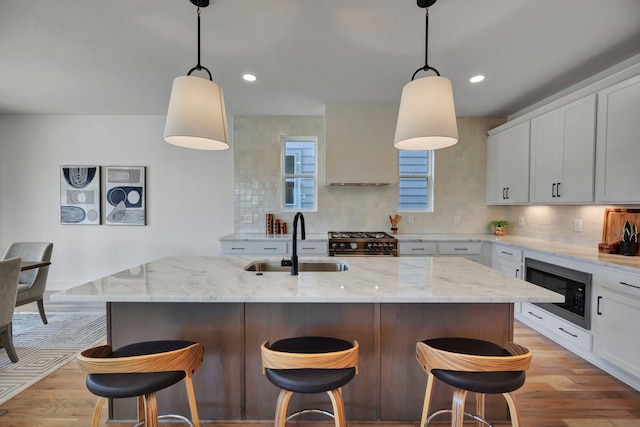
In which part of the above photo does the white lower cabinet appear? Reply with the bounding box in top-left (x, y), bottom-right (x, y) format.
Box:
top-left (220, 241), bottom-right (288, 256)
top-left (519, 303), bottom-right (593, 351)
top-left (594, 268), bottom-right (640, 379)
top-left (399, 241), bottom-right (480, 263)
top-left (398, 241), bottom-right (437, 256)
top-left (493, 244), bottom-right (523, 279)
top-left (294, 242), bottom-right (328, 256)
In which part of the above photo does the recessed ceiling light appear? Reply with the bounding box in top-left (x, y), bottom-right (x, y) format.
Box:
top-left (243, 74), bottom-right (257, 82)
top-left (470, 75), bottom-right (485, 83)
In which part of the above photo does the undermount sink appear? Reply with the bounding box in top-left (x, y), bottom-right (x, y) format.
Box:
top-left (244, 260), bottom-right (349, 273)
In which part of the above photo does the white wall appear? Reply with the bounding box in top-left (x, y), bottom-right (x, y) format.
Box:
top-left (0, 115), bottom-right (234, 290)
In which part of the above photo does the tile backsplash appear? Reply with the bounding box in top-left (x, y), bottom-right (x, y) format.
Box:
top-left (232, 114), bottom-right (622, 249)
top-left (233, 115), bottom-right (505, 235)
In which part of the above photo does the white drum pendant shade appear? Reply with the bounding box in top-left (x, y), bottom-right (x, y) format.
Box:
top-left (394, 75), bottom-right (458, 150)
top-left (164, 75), bottom-right (230, 150)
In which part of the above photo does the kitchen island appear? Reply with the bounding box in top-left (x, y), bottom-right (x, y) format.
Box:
top-left (54, 256), bottom-right (562, 423)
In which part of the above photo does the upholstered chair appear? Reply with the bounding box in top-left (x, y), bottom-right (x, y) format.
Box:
top-left (2, 242), bottom-right (53, 324)
top-left (0, 257), bottom-right (22, 363)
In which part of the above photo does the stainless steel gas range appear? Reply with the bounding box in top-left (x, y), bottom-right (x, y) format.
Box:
top-left (328, 231), bottom-right (398, 256)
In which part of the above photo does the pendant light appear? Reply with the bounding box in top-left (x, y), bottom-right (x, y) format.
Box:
top-left (164, 0), bottom-right (229, 150)
top-left (394, 0), bottom-right (458, 151)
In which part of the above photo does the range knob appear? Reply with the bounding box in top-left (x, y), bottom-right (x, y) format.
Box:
top-left (331, 243), bottom-right (338, 248)
top-left (339, 243), bottom-right (345, 249)
top-left (350, 242), bottom-right (358, 250)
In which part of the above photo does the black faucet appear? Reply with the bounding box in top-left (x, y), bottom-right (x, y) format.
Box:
top-left (291, 212), bottom-right (306, 275)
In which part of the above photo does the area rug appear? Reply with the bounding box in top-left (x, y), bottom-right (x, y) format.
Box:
top-left (0, 312), bottom-right (106, 405)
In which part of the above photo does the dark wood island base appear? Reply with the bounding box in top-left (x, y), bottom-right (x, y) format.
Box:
top-left (107, 302), bottom-right (514, 424)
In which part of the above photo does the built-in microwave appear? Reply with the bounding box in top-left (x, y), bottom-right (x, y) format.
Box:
top-left (524, 258), bottom-right (592, 330)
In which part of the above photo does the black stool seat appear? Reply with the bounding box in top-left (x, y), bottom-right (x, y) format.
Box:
top-left (78, 340), bottom-right (204, 427)
top-left (265, 337), bottom-right (356, 394)
top-left (426, 338), bottom-right (526, 394)
top-left (416, 337), bottom-right (533, 427)
top-left (86, 340), bottom-right (192, 398)
top-left (261, 336), bottom-right (359, 427)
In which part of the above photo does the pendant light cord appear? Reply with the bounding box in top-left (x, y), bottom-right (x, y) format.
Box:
top-left (411, 6), bottom-right (441, 80)
top-left (187, 6), bottom-right (213, 80)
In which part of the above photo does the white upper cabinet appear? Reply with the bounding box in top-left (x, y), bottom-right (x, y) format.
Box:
top-left (595, 74), bottom-right (640, 203)
top-left (324, 104), bottom-right (399, 186)
top-left (486, 121), bottom-right (530, 205)
top-left (530, 95), bottom-right (596, 203)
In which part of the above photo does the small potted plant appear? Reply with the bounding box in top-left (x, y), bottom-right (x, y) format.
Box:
top-left (620, 220), bottom-right (638, 256)
top-left (488, 220), bottom-right (512, 236)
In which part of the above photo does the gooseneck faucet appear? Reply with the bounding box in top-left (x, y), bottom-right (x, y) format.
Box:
top-left (291, 212), bottom-right (306, 275)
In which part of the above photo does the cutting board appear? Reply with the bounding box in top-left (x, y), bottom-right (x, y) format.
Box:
top-left (599, 208), bottom-right (640, 254)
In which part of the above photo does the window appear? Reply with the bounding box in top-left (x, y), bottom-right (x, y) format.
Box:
top-left (398, 150), bottom-right (433, 211)
top-left (282, 137), bottom-right (317, 211)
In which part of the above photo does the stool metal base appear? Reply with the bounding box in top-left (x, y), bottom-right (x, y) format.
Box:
top-left (286, 408), bottom-right (335, 421)
top-left (134, 414), bottom-right (195, 427)
top-left (426, 409), bottom-right (493, 427)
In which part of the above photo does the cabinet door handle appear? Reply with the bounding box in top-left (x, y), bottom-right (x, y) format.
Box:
top-left (619, 281), bottom-right (640, 290)
top-left (453, 248), bottom-right (468, 251)
top-left (528, 311), bottom-right (543, 320)
top-left (505, 187), bottom-right (510, 199)
top-left (552, 183), bottom-right (557, 197)
top-left (597, 296), bottom-right (602, 315)
top-left (556, 182), bottom-right (561, 197)
top-left (502, 188), bottom-right (506, 199)
top-left (412, 248), bottom-right (425, 251)
top-left (559, 327), bottom-right (578, 338)
top-left (515, 268), bottom-right (520, 278)
top-left (231, 247), bottom-right (245, 250)
top-left (501, 250), bottom-right (513, 256)
top-left (263, 247), bottom-right (278, 250)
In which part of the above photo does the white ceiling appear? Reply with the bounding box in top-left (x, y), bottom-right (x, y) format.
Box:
top-left (1, 0), bottom-right (639, 117)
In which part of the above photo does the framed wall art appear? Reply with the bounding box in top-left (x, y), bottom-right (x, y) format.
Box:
top-left (60, 165), bottom-right (101, 224)
top-left (103, 166), bottom-right (146, 225)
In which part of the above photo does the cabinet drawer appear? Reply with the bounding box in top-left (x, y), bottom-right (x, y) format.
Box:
top-left (439, 242), bottom-right (482, 255)
top-left (599, 268), bottom-right (640, 298)
top-left (398, 242), bottom-right (437, 256)
top-left (220, 241), bottom-right (287, 255)
top-left (295, 242), bottom-right (328, 256)
top-left (494, 245), bottom-right (523, 264)
top-left (520, 303), bottom-right (592, 351)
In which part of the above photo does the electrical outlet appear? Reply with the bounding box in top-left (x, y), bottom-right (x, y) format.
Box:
top-left (243, 215), bottom-right (253, 224)
top-left (573, 219), bottom-right (582, 233)
top-left (454, 216), bottom-right (460, 225)
top-left (408, 215), bottom-right (414, 224)
top-left (518, 216), bottom-right (525, 227)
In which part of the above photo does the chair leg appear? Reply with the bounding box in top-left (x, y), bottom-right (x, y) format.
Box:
top-left (274, 389), bottom-right (293, 427)
top-left (90, 397), bottom-right (107, 427)
top-left (451, 387), bottom-right (468, 427)
top-left (37, 298), bottom-right (48, 324)
top-left (0, 324), bottom-right (18, 363)
top-left (475, 393), bottom-right (485, 427)
top-left (327, 387), bottom-right (347, 427)
top-left (420, 373), bottom-right (436, 427)
top-left (137, 395), bottom-right (146, 425)
top-left (503, 392), bottom-right (521, 427)
top-left (144, 392), bottom-right (159, 427)
top-left (184, 376), bottom-right (201, 427)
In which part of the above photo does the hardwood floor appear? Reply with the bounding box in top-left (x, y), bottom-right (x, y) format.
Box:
top-left (1, 293), bottom-right (640, 426)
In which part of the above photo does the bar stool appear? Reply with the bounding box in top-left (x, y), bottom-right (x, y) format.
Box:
top-left (77, 340), bottom-right (204, 427)
top-left (260, 336), bottom-right (359, 427)
top-left (416, 337), bottom-right (532, 427)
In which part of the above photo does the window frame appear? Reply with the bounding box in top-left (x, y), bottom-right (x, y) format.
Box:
top-left (398, 150), bottom-right (434, 212)
top-left (281, 136), bottom-right (318, 212)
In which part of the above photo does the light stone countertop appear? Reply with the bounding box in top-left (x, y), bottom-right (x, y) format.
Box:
top-left (52, 255), bottom-right (562, 304)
